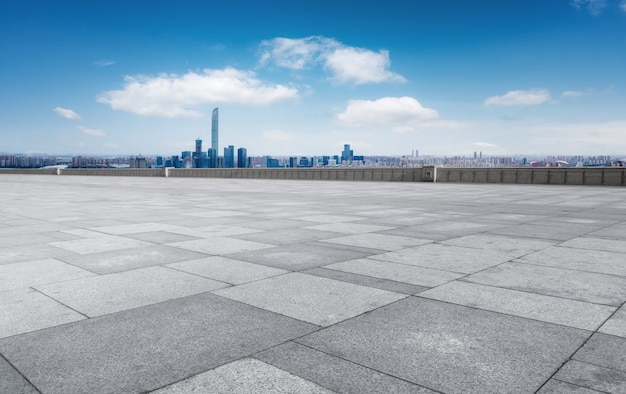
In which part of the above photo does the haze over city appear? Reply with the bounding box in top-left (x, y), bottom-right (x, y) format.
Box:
top-left (1, 0), bottom-right (625, 157)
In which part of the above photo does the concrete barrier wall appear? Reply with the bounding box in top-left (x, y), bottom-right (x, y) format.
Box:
top-left (435, 167), bottom-right (625, 186)
top-left (1, 167), bottom-right (624, 186)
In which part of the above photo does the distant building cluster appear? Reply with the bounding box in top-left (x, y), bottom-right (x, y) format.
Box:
top-left (1, 109), bottom-right (624, 169)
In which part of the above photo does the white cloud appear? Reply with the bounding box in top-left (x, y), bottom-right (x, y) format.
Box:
top-left (97, 67), bottom-right (299, 118)
top-left (259, 36), bottom-right (405, 85)
top-left (620, 0), bottom-right (626, 12)
top-left (561, 90), bottom-right (584, 98)
top-left (484, 89), bottom-right (551, 106)
top-left (94, 59), bottom-right (115, 67)
top-left (570, 0), bottom-right (607, 15)
top-left (77, 125), bottom-right (106, 137)
top-left (529, 120), bottom-right (626, 153)
top-left (336, 96), bottom-right (462, 133)
top-left (473, 142), bottom-right (497, 148)
top-left (54, 107), bottom-right (81, 120)
top-left (262, 129), bottom-right (294, 141)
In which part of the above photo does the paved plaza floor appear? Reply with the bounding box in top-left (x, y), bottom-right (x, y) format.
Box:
top-left (1, 174), bottom-right (625, 393)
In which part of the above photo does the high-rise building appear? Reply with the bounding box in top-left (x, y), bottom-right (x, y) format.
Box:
top-left (211, 108), bottom-right (219, 153)
top-left (194, 138), bottom-right (202, 168)
top-left (341, 144), bottom-right (354, 163)
top-left (237, 147), bottom-right (247, 168)
top-left (207, 148), bottom-right (217, 168)
top-left (224, 145), bottom-right (235, 168)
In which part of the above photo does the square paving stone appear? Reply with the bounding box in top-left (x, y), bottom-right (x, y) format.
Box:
top-left (536, 379), bottom-right (603, 394)
top-left (167, 237), bottom-right (274, 255)
top-left (0, 288), bottom-right (85, 338)
top-left (484, 223), bottom-right (598, 241)
top-left (441, 234), bottom-right (556, 256)
top-left (321, 233), bottom-right (432, 251)
top-left (572, 333), bottom-right (626, 371)
top-left (169, 225), bottom-right (263, 238)
top-left (212, 272), bottom-right (406, 326)
top-left (419, 281), bottom-right (615, 331)
top-left (88, 222), bottom-right (183, 235)
top-left (0, 293), bottom-right (317, 394)
top-left (462, 262), bottom-right (626, 306)
top-left (0, 244), bottom-right (75, 265)
top-left (152, 358), bottom-right (334, 393)
top-left (304, 223), bottom-right (395, 234)
top-left (515, 246), bottom-right (626, 277)
top-left (167, 256), bottom-right (288, 285)
top-left (256, 341), bottom-right (436, 394)
top-left (302, 267), bottom-right (428, 295)
top-left (324, 258), bottom-right (464, 287)
top-left (227, 243), bottom-right (374, 271)
top-left (599, 305), bottom-right (626, 338)
top-left (123, 231), bottom-right (201, 244)
top-left (560, 236), bottom-right (626, 253)
top-left (588, 223), bottom-right (626, 239)
top-left (0, 259), bottom-right (95, 291)
top-left (295, 214), bottom-right (364, 223)
top-left (0, 355), bottom-right (38, 394)
top-left (56, 245), bottom-right (209, 274)
top-left (298, 297), bottom-right (589, 394)
top-left (371, 243), bottom-right (515, 274)
top-left (35, 266), bottom-right (229, 317)
top-left (230, 228), bottom-right (344, 245)
top-left (48, 235), bottom-right (152, 254)
top-left (553, 360), bottom-right (626, 393)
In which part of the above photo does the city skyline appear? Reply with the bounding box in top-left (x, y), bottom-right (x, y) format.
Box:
top-left (1, 1), bottom-right (625, 156)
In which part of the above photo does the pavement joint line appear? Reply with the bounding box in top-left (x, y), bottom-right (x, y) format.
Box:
top-left (0, 352), bottom-right (43, 394)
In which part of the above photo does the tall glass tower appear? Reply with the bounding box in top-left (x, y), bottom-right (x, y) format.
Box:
top-left (211, 108), bottom-right (219, 153)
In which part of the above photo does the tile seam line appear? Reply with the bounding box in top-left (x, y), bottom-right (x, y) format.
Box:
top-left (545, 377), bottom-right (609, 394)
top-left (509, 259), bottom-right (626, 280)
top-left (253, 340), bottom-right (445, 394)
top-left (0, 352), bottom-right (43, 394)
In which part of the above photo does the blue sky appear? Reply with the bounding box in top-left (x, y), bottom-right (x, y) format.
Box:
top-left (1, 0), bottom-right (625, 157)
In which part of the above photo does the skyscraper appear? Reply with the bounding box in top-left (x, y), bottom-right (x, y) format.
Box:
top-left (237, 147), bottom-right (247, 168)
top-left (211, 108), bottom-right (219, 153)
top-left (224, 145), bottom-right (235, 168)
top-left (194, 138), bottom-right (202, 168)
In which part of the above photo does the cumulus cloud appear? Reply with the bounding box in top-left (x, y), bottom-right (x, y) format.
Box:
top-left (259, 36), bottom-right (405, 85)
top-left (262, 129), bottom-right (294, 141)
top-left (54, 107), bottom-right (81, 120)
top-left (77, 125), bottom-right (106, 137)
top-left (570, 0), bottom-right (607, 15)
top-left (561, 90), bottom-right (584, 98)
top-left (335, 96), bottom-right (462, 133)
top-left (94, 59), bottom-right (115, 67)
top-left (97, 67), bottom-right (299, 118)
top-left (621, 0), bottom-right (626, 12)
top-left (484, 89), bottom-right (551, 106)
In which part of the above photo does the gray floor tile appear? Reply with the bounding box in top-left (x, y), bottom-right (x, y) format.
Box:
top-left (324, 258), bottom-right (464, 287)
top-left (213, 272), bottom-right (406, 326)
top-left (167, 237), bottom-right (274, 255)
top-left (0, 288), bottom-right (85, 338)
top-left (573, 333), bottom-right (626, 371)
top-left (0, 355), bottom-right (38, 394)
top-left (516, 246), bottom-right (626, 277)
top-left (35, 266), bottom-right (228, 317)
top-left (152, 358), bottom-right (334, 393)
top-left (419, 281), bottom-right (615, 330)
top-left (0, 293), bottom-right (317, 394)
top-left (48, 235), bottom-right (152, 254)
top-left (169, 224), bottom-right (263, 238)
top-left (302, 267), bottom-right (428, 295)
top-left (462, 262), bottom-right (626, 306)
top-left (231, 228), bottom-right (343, 245)
top-left (588, 223), bottom-right (626, 239)
top-left (124, 231), bottom-right (201, 244)
top-left (484, 223), bottom-right (598, 241)
top-left (88, 222), bottom-right (183, 235)
top-left (560, 237), bottom-right (626, 253)
top-left (599, 305), bottom-right (626, 338)
top-left (441, 234), bottom-right (556, 256)
top-left (321, 233), bottom-right (432, 251)
top-left (256, 341), bottom-right (436, 394)
top-left (536, 380), bottom-right (604, 394)
top-left (298, 297), bottom-right (589, 394)
top-left (304, 222), bottom-right (395, 234)
top-left (553, 360), bottom-right (626, 393)
top-left (167, 256), bottom-right (288, 285)
top-left (371, 243), bottom-right (515, 274)
top-left (0, 243), bottom-right (75, 265)
top-left (0, 259), bottom-right (95, 291)
top-left (56, 244), bottom-right (209, 274)
top-left (295, 214), bottom-right (363, 223)
top-left (227, 243), bottom-right (374, 271)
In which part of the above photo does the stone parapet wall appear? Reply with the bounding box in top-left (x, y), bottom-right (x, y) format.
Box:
top-left (435, 167), bottom-right (625, 186)
top-left (1, 166), bottom-right (624, 185)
